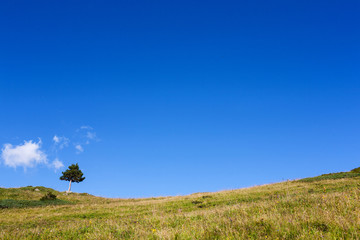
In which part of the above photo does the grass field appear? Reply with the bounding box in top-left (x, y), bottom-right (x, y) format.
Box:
top-left (1, 171), bottom-right (360, 239)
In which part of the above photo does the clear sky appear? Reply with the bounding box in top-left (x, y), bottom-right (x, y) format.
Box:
top-left (0, 0), bottom-right (359, 198)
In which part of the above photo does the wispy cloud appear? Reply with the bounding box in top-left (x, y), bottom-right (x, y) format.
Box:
top-left (51, 158), bottom-right (64, 171)
top-left (86, 131), bottom-right (96, 140)
top-left (53, 135), bottom-right (69, 150)
top-left (1, 140), bottom-right (47, 169)
top-left (1, 125), bottom-right (99, 172)
top-left (75, 144), bottom-right (84, 154)
top-left (74, 125), bottom-right (99, 153)
top-left (80, 125), bottom-right (93, 130)
top-left (53, 135), bottom-right (60, 143)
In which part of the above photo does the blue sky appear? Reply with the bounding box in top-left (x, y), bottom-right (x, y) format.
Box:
top-left (0, 0), bottom-right (359, 198)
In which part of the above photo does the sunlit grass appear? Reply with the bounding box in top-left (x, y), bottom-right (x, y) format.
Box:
top-left (1, 175), bottom-right (360, 239)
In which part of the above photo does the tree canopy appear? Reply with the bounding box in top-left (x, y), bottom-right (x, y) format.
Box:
top-left (60, 163), bottom-right (85, 183)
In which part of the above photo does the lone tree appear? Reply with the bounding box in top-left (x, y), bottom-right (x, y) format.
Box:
top-left (60, 163), bottom-right (85, 193)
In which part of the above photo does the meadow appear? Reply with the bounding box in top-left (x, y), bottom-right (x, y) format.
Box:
top-left (1, 171), bottom-right (360, 239)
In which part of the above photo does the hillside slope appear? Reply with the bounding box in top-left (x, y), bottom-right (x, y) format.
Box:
top-left (1, 172), bottom-right (360, 239)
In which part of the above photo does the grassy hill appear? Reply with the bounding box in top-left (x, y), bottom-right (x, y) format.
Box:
top-left (1, 170), bottom-right (360, 239)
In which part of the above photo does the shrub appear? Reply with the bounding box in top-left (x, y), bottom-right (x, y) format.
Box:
top-left (299, 171), bottom-right (360, 182)
top-left (40, 192), bottom-right (57, 201)
top-left (350, 167), bottom-right (360, 173)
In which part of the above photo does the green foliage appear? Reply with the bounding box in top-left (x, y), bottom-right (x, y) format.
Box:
top-left (60, 163), bottom-right (85, 183)
top-left (40, 192), bottom-right (57, 201)
top-left (0, 199), bottom-right (69, 208)
top-left (350, 167), bottom-right (360, 173)
top-left (0, 186), bottom-right (59, 203)
top-left (21, 186), bottom-right (56, 192)
top-left (299, 171), bottom-right (360, 182)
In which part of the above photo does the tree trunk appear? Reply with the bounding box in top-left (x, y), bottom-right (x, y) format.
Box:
top-left (67, 180), bottom-right (72, 193)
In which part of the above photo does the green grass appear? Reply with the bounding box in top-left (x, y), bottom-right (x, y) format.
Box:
top-left (0, 199), bottom-right (70, 209)
top-left (299, 171), bottom-right (360, 182)
top-left (1, 171), bottom-right (360, 239)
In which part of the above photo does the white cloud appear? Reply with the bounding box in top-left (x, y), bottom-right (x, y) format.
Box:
top-left (74, 125), bottom-right (99, 151)
top-left (53, 135), bottom-right (60, 143)
top-left (75, 144), bottom-right (84, 153)
top-left (53, 135), bottom-right (69, 149)
top-left (86, 131), bottom-right (96, 140)
top-left (1, 140), bottom-right (47, 169)
top-left (79, 126), bottom-right (98, 140)
top-left (80, 126), bottom-right (93, 130)
top-left (51, 158), bottom-right (64, 170)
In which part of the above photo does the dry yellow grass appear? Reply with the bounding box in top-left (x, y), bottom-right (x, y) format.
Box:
top-left (1, 177), bottom-right (360, 239)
